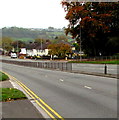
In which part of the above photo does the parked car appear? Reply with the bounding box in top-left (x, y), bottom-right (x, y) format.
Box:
top-left (11, 53), bottom-right (17, 58)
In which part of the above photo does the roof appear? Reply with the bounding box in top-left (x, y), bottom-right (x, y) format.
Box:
top-left (26, 41), bottom-right (51, 50)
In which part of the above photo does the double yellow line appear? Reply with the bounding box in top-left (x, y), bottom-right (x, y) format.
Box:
top-left (3, 71), bottom-right (64, 120)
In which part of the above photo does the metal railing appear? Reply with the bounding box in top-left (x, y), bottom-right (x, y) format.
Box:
top-left (1, 59), bottom-right (117, 78)
top-left (1, 60), bottom-right (72, 72)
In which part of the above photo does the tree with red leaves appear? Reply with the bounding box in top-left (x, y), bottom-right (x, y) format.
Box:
top-left (62, 1), bottom-right (119, 56)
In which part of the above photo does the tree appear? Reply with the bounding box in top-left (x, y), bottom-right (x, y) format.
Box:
top-left (34, 38), bottom-right (46, 44)
top-left (53, 35), bottom-right (68, 43)
top-left (2, 37), bottom-right (13, 52)
top-left (62, 1), bottom-right (119, 56)
top-left (48, 43), bottom-right (72, 58)
top-left (48, 27), bottom-right (54, 30)
top-left (11, 40), bottom-right (26, 52)
top-left (72, 42), bottom-right (80, 51)
top-left (12, 40), bottom-right (26, 48)
top-left (55, 35), bottom-right (68, 41)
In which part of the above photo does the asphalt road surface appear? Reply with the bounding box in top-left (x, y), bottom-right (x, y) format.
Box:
top-left (2, 62), bottom-right (117, 118)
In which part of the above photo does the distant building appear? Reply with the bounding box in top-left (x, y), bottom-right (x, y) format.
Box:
top-left (20, 48), bottom-right (27, 55)
top-left (26, 40), bottom-right (51, 57)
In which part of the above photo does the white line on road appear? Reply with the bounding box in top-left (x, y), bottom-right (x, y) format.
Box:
top-left (9, 80), bottom-right (18, 89)
top-left (59, 79), bottom-right (64, 82)
top-left (84, 86), bottom-right (92, 89)
top-left (45, 75), bottom-right (48, 77)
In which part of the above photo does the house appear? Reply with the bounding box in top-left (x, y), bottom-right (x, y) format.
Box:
top-left (26, 40), bottom-right (51, 57)
top-left (20, 48), bottom-right (27, 55)
top-left (0, 48), bottom-right (3, 55)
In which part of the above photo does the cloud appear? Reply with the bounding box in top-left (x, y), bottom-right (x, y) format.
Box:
top-left (0, 0), bottom-right (68, 28)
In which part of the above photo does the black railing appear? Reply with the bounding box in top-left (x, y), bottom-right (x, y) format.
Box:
top-left (74, 55), bottom-right (119, 61)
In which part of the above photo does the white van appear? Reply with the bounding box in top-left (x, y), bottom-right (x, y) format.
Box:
top-left (11, 53), bottom-right (17, 58)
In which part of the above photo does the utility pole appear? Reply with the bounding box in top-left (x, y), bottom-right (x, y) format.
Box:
top-left (3, 42), bottom-right (5, 55)
top-left (80, 23), bottom-right (82, 61)
top-left (17, 41), bottom-right (18, 57)
top-left (41, 39), bottom-right (42, 51)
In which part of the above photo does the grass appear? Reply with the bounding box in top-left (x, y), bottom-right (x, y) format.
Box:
top-left (0, 72), bottom-right (27, 102)
top-left (0, 88), bottom-right (27, 102)
top-left (0, 72), bottom-right (9, 81)
top-left (68, 60), bottom-right (119, 64)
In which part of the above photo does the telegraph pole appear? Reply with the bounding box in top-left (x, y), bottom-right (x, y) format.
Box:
top-left (17, 41), bottom-right (18, 57)
top-left (80, 23), bottom-right (82, 61)
top-left (41, 39), bottom-right (42, 51)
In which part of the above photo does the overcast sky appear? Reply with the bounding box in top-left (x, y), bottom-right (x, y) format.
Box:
top-left (0, 0), bottom-right (69, 29)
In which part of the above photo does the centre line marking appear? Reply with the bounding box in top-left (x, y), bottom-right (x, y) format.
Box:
top-left (45, 75), bottom-right (48, 77)
top-left (84, 86), bottom-right (92, 89)
top-left (59, 79), bottom-right (64, 82)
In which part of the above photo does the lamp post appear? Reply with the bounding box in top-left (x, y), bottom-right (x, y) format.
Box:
top-left (2, 42), bottom-right (4, 55)
top-left (79, 18), bottom-right (82, 61)
top-left (41, 39), bottom-right (42, 52)
top-left (17, 41), bottom-right (19, 57)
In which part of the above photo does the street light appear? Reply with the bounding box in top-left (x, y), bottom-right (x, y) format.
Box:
top-left (79, 18), bottom-right (82, 61)
top-left (41, 39), bottom-right (42, 52)
top-left (17, 41), bottom-right (19, 57)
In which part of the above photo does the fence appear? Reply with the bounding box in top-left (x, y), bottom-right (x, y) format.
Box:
top-left (1, 60), bottom-right (72, 72)
top-left (74, 55), bottom-right (119, 61)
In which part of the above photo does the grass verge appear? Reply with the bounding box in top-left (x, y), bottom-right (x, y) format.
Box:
top-left (0, 71), bottom-right (9, 81)
top-left (68, 60), bottom-right (119, 64)
top-left (0, 88), bottom-right (27, 102)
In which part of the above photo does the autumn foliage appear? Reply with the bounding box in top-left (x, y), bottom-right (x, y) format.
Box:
top-left (48, 43), bottom-right (72, 58)
top-left (62, 1), bottom-right (119, 56)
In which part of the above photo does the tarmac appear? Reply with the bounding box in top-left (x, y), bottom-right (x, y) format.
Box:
top-left (0, 70), bottom-right (118, 120)
top-left (1, 80), bottom-right (45, 119)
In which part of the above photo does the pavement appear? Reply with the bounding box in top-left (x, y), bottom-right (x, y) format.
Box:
top-left (1, 79), bottom-right (45, 119)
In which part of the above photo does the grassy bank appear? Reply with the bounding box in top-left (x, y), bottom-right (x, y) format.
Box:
top-left (68, 60), bottom-right (119, 64)
top-left (0, 88), bottom-right (27, 102)
top-left (0, 71), bottom-right (9, 81)
top-left (0, 72), bottom-right (27, 102)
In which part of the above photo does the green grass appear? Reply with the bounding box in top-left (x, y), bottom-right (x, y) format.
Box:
top-left (0, 72), bottom-right (9, 81)
top-left (68, 60), bottom-right (119, 64)
top-left (0, 88), bottom-right (27, 102)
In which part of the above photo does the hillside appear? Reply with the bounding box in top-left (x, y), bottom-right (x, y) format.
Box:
top-left (2, 27), bottom-right (73, 42)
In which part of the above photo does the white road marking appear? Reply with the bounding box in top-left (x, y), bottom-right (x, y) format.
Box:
top-left (45, 75), bottom-right (48, 77)
top-left (9, 80), bottom-right (18, 89)
top-left (84, 86), bottom-right (92, 89)
top-left (59, 79), bottom-right (64, 82)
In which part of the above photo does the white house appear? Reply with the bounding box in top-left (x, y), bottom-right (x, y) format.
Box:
top-left (26, 49), bottom-right (49, 56)
top-left (26, 41), bottom-right (51, 57)
top-left (20, 48), bottom-right (27, 55)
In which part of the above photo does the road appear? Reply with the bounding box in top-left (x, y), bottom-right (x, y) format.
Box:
top-left (2, 62), bottom-right (117, 118)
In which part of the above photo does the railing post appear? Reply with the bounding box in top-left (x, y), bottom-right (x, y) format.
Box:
top-left (104, 64), bottom-right (107, 74)
top-left (62, 63), bottom-right (63, 71)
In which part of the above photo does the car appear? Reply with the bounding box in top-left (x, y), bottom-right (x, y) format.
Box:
top-left (11, 53), bottom-right (17, 58)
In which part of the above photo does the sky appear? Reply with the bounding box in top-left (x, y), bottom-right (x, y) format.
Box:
top-left (0, 0), bottom-right (69, 29)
